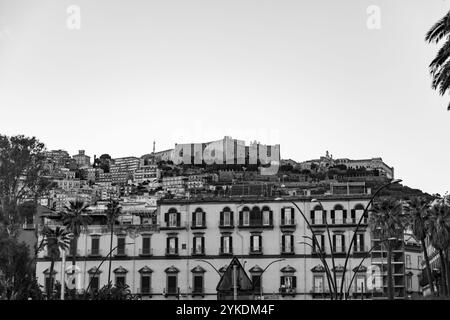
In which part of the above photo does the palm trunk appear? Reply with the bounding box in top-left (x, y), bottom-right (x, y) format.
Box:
top-left (72, 236), bottom-right (78, 267)
top-left (107, 224), bottom-right (114, 286)
top-left (438, 249), bottom-right (448, 296)
top-left (445, 250), bottom-right (450, 298)
top-left (387, 248), bottom-right (394, 300)
top-left (421, 238), bottom-right (435, 295)
top-left (49, 259), bottom-right (55, 299)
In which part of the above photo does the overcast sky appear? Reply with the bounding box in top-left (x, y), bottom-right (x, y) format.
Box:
top-left (0, 0), bottom-right (449, 195)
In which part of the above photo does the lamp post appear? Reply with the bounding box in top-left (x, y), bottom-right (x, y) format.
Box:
top-left (258, 259), bottom-right (285, 299)
top-left (60, 248), bottom-right (66, 300)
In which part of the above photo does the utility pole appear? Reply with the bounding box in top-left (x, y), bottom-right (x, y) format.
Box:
top-left (60, 248), bottom-right (66, 300)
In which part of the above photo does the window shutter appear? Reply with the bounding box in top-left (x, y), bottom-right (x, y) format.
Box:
top-left (310, 210), bottom-right (315, 221)
top-left (343, 210), bottom-right (347, 220)
top-left (259, 235), bottom-right (262, 249)
top-left (230, 236), bottom-right (233, 253)
top-left (192, 212), bottom-right (196, 226)
top-left (220, 211), bottom-right (224, 226)
top-left (220, 236), bottom-right (224, 251)
top-left (193, 237), bottom-right (197, 251)
top-left (230, 211), bottom-right (234, 226)
top-left (331, 210), bottom-right (335, 220)
top-left (176, 212), bottom-right (180, 227)
top-left (291, 209), bottom-right (295, 224)
top-left (175, 238), bottom-right (179, 253)
top-left (166, 237), bottom-right (170, 252)
top-left (321, 235), bottom-right (325, 250)
top-left (351, 209), bottom-right (355, 221)
top-left (342, 235), bottom-right (346, 251)
top-left (250, 236), bottom-right (254, 250)
top-left (322, 210), bottom-right (327, 222)
top-left (281, 235), bottom-right (285, 252)
top-left (201, 237), bottom-right (205, 251)
top-left (281, 208), bottom-right (285, 225)
top-left (280, 276), bottom-right (284, 286)
top-left (269, 210), bottom-right (273, 226)
top-left (202, 211), bottom-right (206, 227)
top-left (239, 211), bottom-right (243, 226)
top-left (293, 276), bottom-right (297, 288)
top-left (332, 235), bottom-right (336, 251)
top-left (165, 212), bottom-right (169, 223)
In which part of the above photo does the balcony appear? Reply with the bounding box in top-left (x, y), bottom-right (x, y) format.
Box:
top-left (279, 287), bottom-right (296, 296)
top-left (280, 219), bottom-right (296, 229)
top-left (88, 248), bottom-right (103, 257)
top-left (165, 248), bottom-right (179, 256)
top-left (160, 221), bottom-right (187, 231)
top-left (249, 246), bottom-right (263, 255)
top-left (353, 245), bottom-right (369, 254)
top-left (281, 246), bottom-right (295, 255)
top-left (191, 288), bottom-right (205, 297)
top-left (219, 248), bottom-right (233, 256)
top-left (137, 287), bottom-right (153, 296)
top-left (114, 248), bottom-right (128, 257)
top-left (218, 222), bottom-right (234, 229)
top-left (332, 246), bottom-right (346, 254)
top-left (22, 223), bottom-right (36, 230)
top-left (238, 221), bottom-right (273, 229)
top-left (139, 248), bottom-right (153, 257)
top-left (163, 287), bottom-right (180, 297)
top-left (191, 248), bottom-right (205, 256)
top-left (190, 222), bottom-right (206, 230)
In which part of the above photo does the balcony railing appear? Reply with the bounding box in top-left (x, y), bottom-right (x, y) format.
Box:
top-left (137, 287), bottom-right (153, 295)
top-left (190, 221), bottom-right (206, 229)
top-left (161, 222), bottom-right (188, 230)
top-left (249, 246), bottom-right (263, 255)
top-left (114, 248), bottom-right (128, 257)
top-left (279, 287), bottom-right (296, 295)
top-left (239, 220), bottom-right (273, 228)
top-left (219, 248), bottom-right (233, 255)
top-left (281, 246), bottom-right (295, 254)
top-left (218, 222), bottom-right (234, 228)
top-left (22, 223), bottom-right (36, 230)
top-left (353, 245), bottom-right (369, 253)
top-left (280, 219), bottom-right (296, 227)
top-left (163, 287), bottom-right (180, 297)
top-left (139, 248), bottom-right (153, 256)
top-left (165, 248), bottom-right (179, 256)
top-left (332, 246), bottom-right (346, 254)
top-left (88, 249), bottom-right (103, 257)
top-left (191, 248), bottom-right (205, 256)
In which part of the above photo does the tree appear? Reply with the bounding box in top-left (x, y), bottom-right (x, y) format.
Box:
top-left (405, 197), bottom-right (435, 295)
top-left (427, 202), bottom-right (450, 297)
top-left (426, 10), bottom-right (450, 110)
top-left (105, 199), bottom-right (121, 287)
top-left (60, 201), bottom-right (92, 270)
top-left (0, 134), bottom-right (51, 237)
top-left (370, 198), bottom-right (407, 300)
top-left (42, 225), bottom-right (72, 299)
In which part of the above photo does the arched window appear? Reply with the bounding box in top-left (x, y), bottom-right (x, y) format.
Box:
top-left (351, 204), bottom-right (367, 224)
top-left (240, 207), bottom-right (250, 226)
top-left (250, 206), bottom-right (261, 225)
top-left (261, 206), bottom-right (273, 226)
top-left (331, 204), bottom-right (347, 224)
top-left (165, 208), bottom-right (180, 228)
top-left (192, 207), bottom-right (205, 228)
top-left (311, 205), bottom-right (325, 224)
top-left (220, 207), bottom-right (233, 227)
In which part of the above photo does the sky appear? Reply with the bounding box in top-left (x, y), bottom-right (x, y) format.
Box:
top-left (0, 0), bottom-right (449, 195)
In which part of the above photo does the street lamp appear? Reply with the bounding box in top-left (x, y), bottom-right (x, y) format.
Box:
top-left (258, 259), bottom-right (285, 299)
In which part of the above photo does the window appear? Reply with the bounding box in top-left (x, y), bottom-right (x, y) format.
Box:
top-left (91, 237), bottom-right (100, 256)
top-left (262, 206), bottom-right (272, 226)
top-left (311, 206), bottom-right (324, 224)
top-left (252, 275), bottom-right (261, 293)
top-left (221, 235), bottom-right (232, 254)
top-left (406, 255), bottom-right (411, 268)
top-left (44, 274), bottom-right (55, 296)
top-left (116, 275), bottom-right (126, 287)
top-left (312, 234), bottom-right (325, 253)
top-left (165, 208), bottom-right (180, 228)
top-left (90, 275), bottom-right (100, 292)
top-left (282, 234), bottom-right (294, 253)
top-left (332, 205), bottom-right (345, 224)
top-left (280, 276), bottom-right (297, 292)
top-left (193, 275), bottom-right (204, 295)
top-left (141, 274), bottom-right (151, 294)
top-left (242, 207), bottom-right (250, 226)
top-left (313, 275), bottom-right (324, 293)
top-left (354, 234), bottom-right (365, 252)
top-left (418, 256), bottom-right (423, 269)
top-left (192, 208), bottom-right (205, 228)
top-left (141, 236), bottom-right (151, 255)
top-left (355, 275), bottom-right (366, 293)
top-left (193, 236), bottom-right (205, 255)
top-left (167, 275), bottom-right (178, 295)
top-left (333, 234), bottom-right (345, 253)
top-left (221, 207), bottom-right (233, 227)
top-left (117, 237), bottom-right (126, 256)
top-left (407, 274), bottom-right (413, 290)
top-left (250, 235), bottom-right (262, 253)
top-left (166, 237), bottom-right (178, 255)
top-left (282, 207), bottom-right (294, 225)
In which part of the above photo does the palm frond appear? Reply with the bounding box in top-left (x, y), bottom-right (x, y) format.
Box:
top-left (426, 13), bottom-right (450, 44)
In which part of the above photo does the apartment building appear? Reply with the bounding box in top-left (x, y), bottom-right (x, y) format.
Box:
top-left (35, 194), bottom-right (377, 300)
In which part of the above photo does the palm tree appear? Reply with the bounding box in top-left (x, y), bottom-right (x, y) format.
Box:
top-left (405, 197), bottom-right (435, 296)
top-left (427, 202), bottom-right (450, 297)
top-left (370, 198), bottom-right (407, 300)
top-left (106, 198), bottom-right (121, 286)
top-left (426, 10), bottom-right (450, 110)
top-left (42, 225), bottom-right (72, 299)
top-left (60, 200), bottom-right (92, 271)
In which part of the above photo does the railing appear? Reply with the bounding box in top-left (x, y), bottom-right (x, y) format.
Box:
top-left (280, 219), bottom-right (296, 227)
top-left (353, 245), bottom-right (369, 253)
top-left (279, 287), bottom-right (296, 295)
top-left (190, 221), bottom-right (206, 229)
top-left (139, 248), bottom-right (153, 256)
top-left (249, 246), bottom-right (263, 255)
top-left (239, 221), bottom-right (273, 228)
top-left (137, 287), bottom-right (153, 295)
top-left (88, 249), bottom-right (103, 257)
top-left (281, 246), bottom-right (295, 254)
top-left (332, 246), bottom-right (346, 253)
top-left (114, 248), bottom-right (128, 257)
top-left (191, 248), bottom-right (205, 256)
top-left (163, 287), bottom-right (180, 296)
top-left (219, 248), bottom-right (233, 255)
top-left (165, 248), bottom-right (179, 256)
top-left (162, 221), bottom-right (188, 229)
top-left (218, 222), bottom-right (234, 228)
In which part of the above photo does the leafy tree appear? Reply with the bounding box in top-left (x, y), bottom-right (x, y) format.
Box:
top-left (41, 225), bottom-right (72, 298)
top-left (0, 134), bottom-right (51, 237)
top-left (370, 198), bottom-right (408, 299)
top-left (405, 197), bottom-right (435, 296)
top-left (426, 10), bottom-right (450, 110)
top-left (427, 202), bottom-right (450, 296)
